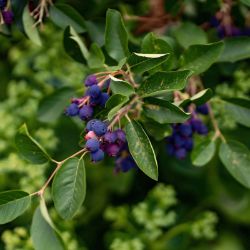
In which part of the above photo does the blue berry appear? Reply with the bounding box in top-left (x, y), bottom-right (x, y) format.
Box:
top-left (178, 124), bottom-right (192, 137)
top-left (85, 75), bottom-right (98, 87)
top-left (173, 134), bottom-right (185, 148)
top-left (184, 137), bottom-right (193, 151)
top-left (196, 124), bottom-right (208, 135)
top-left (166, 143), bottom-right (175, 156)
top-left (85, 138), bottom-right (100, 152)
top-left (92, 120), bottom-right (107, 136)
top-left (0, 0), bottom-right (7, 9)
top-left (196, 104), bottom-right (209, 115)
top-left (65, 103), bottom-right (79, 116)
top-left (90, 95), bottom-right (102, 106)
top-left (120, 156), bottom-right (136, 172)
top-left (103, 131), bottom-right (117, 143)
top-left (91, 149), bottom-right (104, 162)
top-left (86, 85), bottom-right (101, 98)
top-left (191, 118), bottom-right (208, 135)
top-left (175, 148), bottom-right (187, 160)
top-left (2, 10), bottom-right (13, 24)
top-left (79, 105), bottom-right (93, 120)
top-left (100, 93), bottom-right (110, 107)
top-left (86, 119), bottom-right (98, 132)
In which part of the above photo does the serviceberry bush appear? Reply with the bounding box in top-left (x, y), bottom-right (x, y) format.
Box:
top-left (0, 0), bottom-right (250, 249)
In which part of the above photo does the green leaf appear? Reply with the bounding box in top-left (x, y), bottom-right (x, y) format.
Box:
top-left (180, 42), bottom-right (224, 75)
top-left (126, 120), bottom-right (158, 181)
top-left (52, 158), bottom-right (86, 220)
top-left (127, 53), bottom-right (169, 74)
top-left (143, 97), bottom-right (190, 124)
top-left (141, 33), bottom-right (174, 70)
top-left (240, 0), bottom-right (250, 6)
top-left (224, 98), bottom-right (250, 128)
top-left (0, 191), bottom-right (30, 224)
top-left (143, 121), bottom-right (171, 141)
top-left (87, 43), bottom-right (105, 68)
top-left (173, 22), bottom-right (208, 48)
top-left (110, 75), bottom-right (135, 97)
top-left (38, 88), bottom-right (75, 124)
top-left (190, 89), bottom-right (213, 106)
top-left (15, 124), bottom-right (51, 164)
top-left (138, 70), bottom-right (191, 97)
top-left (31, 205), bottom-right (64, 250)
top-left (218, 37), bottom-right (250, 62)
top-left (22, 5), bottom-right (42, 46)
top-left (219, 140), bottom-right (250, 188)
top-left (63, 26), bottom-right (89, 63)
top-left (191, 140), bottom-right (216, 167)
top-left (49, 4), bottom-right (86, 33)
top-left (105, 9), bottom-right (129, 62)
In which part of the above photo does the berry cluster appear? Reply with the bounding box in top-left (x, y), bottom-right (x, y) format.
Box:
top-left (210, 16), bottom-right (250, 38)
top-left (0, 0), bottom-right (13, 25)
top-left (65, 75), bottom-right (110, 121)
top-left (166, 104), bottom-right (209, 160)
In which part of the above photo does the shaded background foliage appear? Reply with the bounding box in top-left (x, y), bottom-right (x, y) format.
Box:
top-left (0, 0), bottom-right (250, 249)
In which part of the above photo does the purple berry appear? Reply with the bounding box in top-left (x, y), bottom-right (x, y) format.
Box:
top-left (175, 148), bottom-right (187, 160)
top-left (91, 149), bottom-right (104, 162)
top-left (91, 120), bottom-right (107, 136)
top-left (90, 95), bottom-right (102, 106)
top-left (86, 85), bottom-right (101, 98)
top-left (65, 103), bottom-right (79, 116)
top-left (100, 93), bottom-right (110, 107)
top-left (2, 10), bottom-right (14, 25)
top-left (178, 124), bottom-right (192, 137)
top-left (103, 131), bottom-right (117, 143)
top-left (196, 104), bottom-right (209, 115)
top-left (120, 156), bottom-right (136, 172)
top-left (191, 118), bottom-right (208, 135)
top-left (86, 119), bottom-right (98, 132)
top-left (85, 75), bottom-right (98, 87)
top-left (0, 0), bottom-right (7, 9)
top-left (105, 143), bottom-right (120, 157)
top-left (115, 129), bottom-right (126, 144)
top-left (85, 138), bottom-right (100, 152)
top-left (196, 124), bottom-right (208, 135)
top-left (79, 105), bottom-right (93, 120)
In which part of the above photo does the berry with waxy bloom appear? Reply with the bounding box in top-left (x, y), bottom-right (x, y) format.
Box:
top-left (91, 120), bottom-right (108, 136)
top-left (65, 103), bottom-right (79, 116)
top-left (79, 105), bottom-right (93, 120)
top-left (85, 74), bottom-right (98, 87)
top-left (91, 149), bottom-right (104, 162)
top-left (86, 85), bottom-right (101, 98)
top-left (85, 138), bottom-right (100, 152)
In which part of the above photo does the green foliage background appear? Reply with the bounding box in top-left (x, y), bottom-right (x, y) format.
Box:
top-left (0, 0), bottom-right (250, 249)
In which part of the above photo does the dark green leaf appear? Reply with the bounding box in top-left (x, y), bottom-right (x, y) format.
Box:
top-left (180, 42), bottom-right (224, 75)
top-left (127, 53), bottom-right (169, 74)
top-left (143, 98), bottom-right (190, 124)
top-left (38, 88), bottom-right (75, 123)
top-left (15, 124), bottom-right (51, 164)
top-left (126, 120), bottom-right (158, 181)
top-left (191, 140), bottom-right (216, 167)
top-left (240, 0), bottom-right (250, 6)
top-left (224, 98), bottom-right (250, 127)
top-left (173, 22), bottom-right (207, 48)
top-left (0, 191), bottom-right (30, 224)
top-left (143, 121), bottom-right (171, 141)
top-left (52, 158), bottom-right (86, 220)
top-left (49, 4), bottom-right (86, 33)
top-left (22, 5), bottom-right (42, 46)
top-left (31, 205), bottom-right (64, 250)
top-left (110, 76), bottom-right (135, 97)
top-left (190, 89), bottom-right (213, 106)
top-left (138, 70), bottom-right (191, 97)
top-left (105, 9), bottom-right (129, 62)
top-left (87, 43), bottom-right (105, 68)
top-left (63, 26), bottom-right (89, 63)
top-left (218, 37), bottom-right (250, 62)
top-left (219, 140), bottom-right (250, 188)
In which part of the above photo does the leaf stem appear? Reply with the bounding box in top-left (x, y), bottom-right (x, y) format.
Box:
top-left (36, 148), bottom-right (87, 197)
